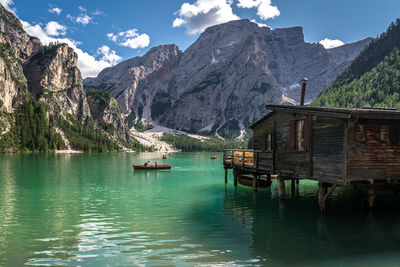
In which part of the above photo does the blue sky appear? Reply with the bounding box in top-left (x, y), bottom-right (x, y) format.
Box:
top-left (3, 0), bottom-right (400, 77)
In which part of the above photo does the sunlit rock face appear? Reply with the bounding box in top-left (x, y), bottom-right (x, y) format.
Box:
top-left (23, 44), bottom-right (91, 120)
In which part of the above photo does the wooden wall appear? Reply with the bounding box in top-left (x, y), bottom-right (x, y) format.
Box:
top-left (251, 111), bottom-right (347, 184)
top-left (252, 116), bottom-right (274, 172)
top-left (311, 115), bottom-right (346, 184)
top-left (274, 112), bottom-right (312, 179)
top-left (347, 119), bottom-right (400, 182)
top-left (251, 111), bottom-right (400, 184)
top-left (253, 116), bottom-right (274, 151)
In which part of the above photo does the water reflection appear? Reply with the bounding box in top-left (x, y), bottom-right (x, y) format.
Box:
top-left (0, 156), bottom-right (17, 261)
top-left (1, 153), bottom-right (400, 266)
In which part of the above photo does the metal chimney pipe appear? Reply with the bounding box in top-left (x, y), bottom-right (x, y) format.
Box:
top-left (300, 77), bottom-right (308, 106)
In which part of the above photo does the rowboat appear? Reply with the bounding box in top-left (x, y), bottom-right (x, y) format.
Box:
top-left (133, 164), bottom-right (171, 170)
top-left (211, 156), bottom-right (218, 159)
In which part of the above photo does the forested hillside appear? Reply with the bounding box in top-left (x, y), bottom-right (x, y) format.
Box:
top-left (313, 19), bottom-right (400, 107)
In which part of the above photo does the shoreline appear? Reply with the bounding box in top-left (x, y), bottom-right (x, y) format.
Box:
top-left (55, 149), bottom-right (84, 154)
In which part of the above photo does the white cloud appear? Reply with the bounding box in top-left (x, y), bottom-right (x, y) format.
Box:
top-left (45, 21), bottom-right (67, 36)
top-left (107, 33), bottom-right (117, 42)
top-left (250, 19), bottom-right (268, 28)
top-left (92, 9), bottom-right (104, 16)
top-left (97, 45), bottom-right (122, 66)
top-left (22, 21), bottom-right (121, 78)
top-left (172, 18), bottom-right (185, 27)
top-left (237, 0), bottom-right (260, 8)
top-left (173, 0), bottom-right (239, 35)
top-left (78, 6), bottom-right (87, 12)
top-left (108, 29), bottom-right (150, 49)
top-left (237, 0), bottom-right (280, 20)
top-left (319, 38), bottom-right (345, 49)
top-left (0, 0), bottom-right (15, 13)
top-left (49, 7), bottom-right (62, 15)
top-left (76, 14), bottom-right (93, 25)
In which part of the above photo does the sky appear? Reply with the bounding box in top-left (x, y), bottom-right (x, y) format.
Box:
top-left (2, 0), bottom-right (400, 78)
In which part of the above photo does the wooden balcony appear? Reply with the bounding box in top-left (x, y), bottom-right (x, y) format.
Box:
top-left (223, 149), bottom-right (274, 174)
top-left (223, 149), bottom-right (257, 170)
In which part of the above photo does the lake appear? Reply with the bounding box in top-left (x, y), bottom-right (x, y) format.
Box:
top-left (1, 153), bottom-right (400, 266)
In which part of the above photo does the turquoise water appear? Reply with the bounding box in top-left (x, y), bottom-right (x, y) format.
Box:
top-left (1, 153), bottom-right (400, 266)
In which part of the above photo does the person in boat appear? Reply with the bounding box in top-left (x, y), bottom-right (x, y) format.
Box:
top-left (155, 161), bottom-right (158, 167)
top-left (144, 161), bottom-right (148, 166)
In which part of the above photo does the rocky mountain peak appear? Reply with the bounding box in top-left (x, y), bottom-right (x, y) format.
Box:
top-left (0, 5), bottom-right (40, 61)
top-left (84, 19), bottom-right (372, 138)
top-left (23, 43), bottom-right (90, 119)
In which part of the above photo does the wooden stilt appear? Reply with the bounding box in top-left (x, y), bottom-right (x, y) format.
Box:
top-left (279, 177), bottom-right (285, 200)
top-left (318, 183), bottom-right (336, 212)
top-left (296, 179), bottom-right (299, 184)
top-left (267, 174), bottom-right (271, 183)
top-left (367, 187), bottom-right (375, 209)
top-left (253, 174), bottom-right (258, 192)
top-left (224, 168), bottom-right (228, 184)
top-left (318, 182), bottom-right (327, 212)
top-left (233, 169), bottom-right (238, 187)
top-left (290, 179), bottom-right (295, 196)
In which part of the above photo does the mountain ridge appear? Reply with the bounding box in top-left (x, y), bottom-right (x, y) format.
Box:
top-left (84, 19), bottom-right (372, 137)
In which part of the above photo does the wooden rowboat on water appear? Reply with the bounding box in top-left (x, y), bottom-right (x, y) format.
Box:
top-left (211, 156), bottom-right (218, 159)
top-left (133, 164), bottom-right (171, 170)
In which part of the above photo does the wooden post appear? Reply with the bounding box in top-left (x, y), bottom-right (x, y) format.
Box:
top-left (242, 151), bottom-right (245, 169)
top-left (296, 179), bottom-right (299, 184)
top-left (279, 177), bottom-right (285, 200)
top-left (266, 174), bottom-right (272, 187)
top-left (290, 178), bottom-right (295, 196)
top-left (224, 168), bottom-right (228, 184)
top-left (318, 182), bottom-right (327, 212)
top-left (253, 174), bottom-right (258, 192)
top-left (233, 168), bottom-right (238, 187)
top-left (367, 187), bottom-right (375, 209)
top-left (267, 174), bottom-right (271, 183)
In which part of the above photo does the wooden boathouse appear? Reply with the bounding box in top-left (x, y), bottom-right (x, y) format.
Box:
top-left (223, 104), bottom-right (400, 211)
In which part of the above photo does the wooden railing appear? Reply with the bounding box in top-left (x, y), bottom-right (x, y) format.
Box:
top-left (224, 149), bottom-right (258, 167)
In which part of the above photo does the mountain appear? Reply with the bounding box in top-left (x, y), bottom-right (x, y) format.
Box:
top-left (312, 19), bottom-right (400, 108)
top-left (85, 44), bottom-right (182, 120)
top-left (85, 19), bottom-right (371, 138)
top-left (0, 4), bottom-right (137, 152)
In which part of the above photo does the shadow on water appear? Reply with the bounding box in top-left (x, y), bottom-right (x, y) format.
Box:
top-left (182, 181), bottom-right (400, 266)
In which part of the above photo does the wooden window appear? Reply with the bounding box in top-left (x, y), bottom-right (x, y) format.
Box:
top-left (289, 121), bottom-right (296, 149)
top-left (296, 120), bottom-right (305, 150)
top-left (303, 117), bottom-right (311, 151)
top-left (290, 118), bottom-right (310, 151)
top-left (380, 125), bottom-right (389, 141)
top-left (266, 133), bottom-right (272, 151)
top-left (262, 133), bottom-right (266, 151)
top-left (355, 124), bottom-right (366, 142)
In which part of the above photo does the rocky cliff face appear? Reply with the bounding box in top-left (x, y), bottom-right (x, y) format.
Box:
top-left (84, 44), bottom-right (182, 121)
top-left (86, 90), bottom-right (128, 141)
top-left (85, 19), bottom-right (371, 137)
top-left (23, 44), bottom-right (91, 119)
top-left (0, 5), bottom-right (40, 112)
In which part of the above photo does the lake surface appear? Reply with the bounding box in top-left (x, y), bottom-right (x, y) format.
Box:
top-left (1, 153), bottom-right (400, 266)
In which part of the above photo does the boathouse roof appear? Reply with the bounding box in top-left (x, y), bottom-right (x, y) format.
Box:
top-left (249, 105), bottom-right (400, 129)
